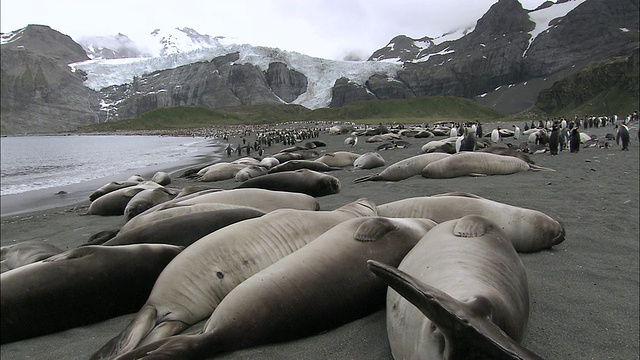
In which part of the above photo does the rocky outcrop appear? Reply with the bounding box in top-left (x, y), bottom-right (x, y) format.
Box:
top-left (536, 48), bottom-right (639, 114)
top-left (101, 52), bottom-right (287, 122)
top-left (265, 62), bottom-right (307, 102)
top-left (0, 25), bottom-right (99, 134)
top-left (369, 35), bottom-right (434, 62)
top-left (329, 77), bottom-right (376, 107)
top-left (523, 0), bottom-right (639, 77)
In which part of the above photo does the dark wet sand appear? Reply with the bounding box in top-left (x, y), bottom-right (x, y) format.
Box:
top-left (1, 122), bottom-right (638, 359)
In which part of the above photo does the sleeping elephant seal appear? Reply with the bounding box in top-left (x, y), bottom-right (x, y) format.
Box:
top-left (234, 169), bottom-right (340, 197)
top-left (378, 192), bottom-right (565, 253)
top-left (103, 208), bottom-right (265, 247)
top-left (151, 171), bottom-right (171, 186)
top-left (175, 188), bottom-right (320, 212)
top-left (124, 187), bottom-right (178, 221)
top-left (354, 153), bottom-right (450, 183)
top-left (315, 151), bottom-right (361, 167)
top-left (1, 244), bottom-right (183, 344)
top-left (1, 241), bottom-right (63, 273)
top-left (267, 159), bottom-right (342, 173)
top-left (118, 203), bottom-right (263, 235)
top-left (89, 180), bottom-right (143, 202)
top-left (354, 152), bottom-right (385, 170)
top-left (91, 198), bottom-right (378, 359)
top-left (101, 217), bottom-right (438, 360)
top-left (87, 181), bottom-right (163, 216)
top-left (422, 152), bottom-right (553, 178)
top-left (368, 215), bottom-right (542, 360)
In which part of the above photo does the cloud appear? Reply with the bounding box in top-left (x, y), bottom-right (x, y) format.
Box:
top-left (1, 0), bottom-right (549, 60)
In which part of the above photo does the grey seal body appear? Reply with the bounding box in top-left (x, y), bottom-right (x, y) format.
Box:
top-left (368, 215), bottom-right (542, 359)
top-left (378, 192), bottom-right (565, 253)
top-left (91, 199), bottom-right (378, 359)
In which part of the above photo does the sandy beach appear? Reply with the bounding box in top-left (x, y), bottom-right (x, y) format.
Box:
top-left (1, 121), bottom-right (638, 359)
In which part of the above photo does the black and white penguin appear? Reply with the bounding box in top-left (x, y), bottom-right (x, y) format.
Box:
top-left (459, 127), bottom-right (477, 152)
top-left (616, 124), bottom-right (630, 150)
top-left (569, 127), bottom-right (581, 153)
top-left (549, 124), bottom-right (560, 155)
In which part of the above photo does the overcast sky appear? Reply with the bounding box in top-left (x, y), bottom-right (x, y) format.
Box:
top-left (1, 0), bottom-right (547, 60)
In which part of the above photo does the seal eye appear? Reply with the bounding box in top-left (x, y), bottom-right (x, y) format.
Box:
top-left (216, 271), bottom-right (225, 279)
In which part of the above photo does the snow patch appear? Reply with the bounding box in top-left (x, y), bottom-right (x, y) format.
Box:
top-left (523, 0), bottom-right (587, 57)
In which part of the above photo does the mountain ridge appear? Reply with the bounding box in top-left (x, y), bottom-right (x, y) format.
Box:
top-left (1, 0), bottom-right (638, 135)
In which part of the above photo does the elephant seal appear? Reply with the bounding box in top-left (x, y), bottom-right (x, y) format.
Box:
top-left (354, 152), bottom-right (386, 170)
top-left (0, 241), bottom-right (63, 273)
top-left (91, 198), bottom-right (378, 359)
top-left (175, 188), bottom-right (320, 212)
top-left (421, 139), bottom-right (456, 154)
top-left (378, 192), bottom-right (565, 252)
top-left (267, 159), bottom-right (341, 173)
top-left (354, 153), bottom-right (450, 183)
top-left (198, 163), bottom-right (247, 182)
top-left (1, 244), bottom-right (182, 343)
top-left (89, 180), bottom-right (142, 202)
top-left (124, 187), bottom-right (178, 221)
top-left (234, 169), bottom-right (341, 197)
top-left (151, 171), bottom-right (171, 186)
top-left (258, 156), bottom-right (280, 169)
top-left (421, 152), bottom-right (554, 178)
top-left (368, 215), bottom-right (542, 359)
top-left (271, 152), bottom-right (304, 163)
top-left (87, 182), bottom-right (163, 216)
top-left (315, 151), bottom-right (361, 167)
top-left (234, 165), bottom-right (268, 182)
top-left (118, 203), bottom-right (262, 235)
top-left (112, 217), bottom-right (438, 359)
top-left (103, 208), bottom-right (265, 247)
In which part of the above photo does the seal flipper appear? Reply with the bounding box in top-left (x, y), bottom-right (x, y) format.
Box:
top-left (453, 215), bottom-right (492, 238)
top-left (367, 260), bottom-right (544, 360)
top-left (353, 173), bottom-right (383, 183)
top-left (91, 305), bottom-right (161, 359)
top-left (354, 218), bottom-right (398, 242)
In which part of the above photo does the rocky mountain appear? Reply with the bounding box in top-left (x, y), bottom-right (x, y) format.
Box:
top-left (1, 0), bottom-right (638, 135)
top-left (0, 25), bottom-right (100, 134)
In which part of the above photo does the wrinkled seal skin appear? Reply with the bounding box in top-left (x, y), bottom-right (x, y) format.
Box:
top-left (368, 215), bottom-right (542, 360)
top-left (234, 169), bottom-right (341, 197)
top-left (378, 192), bottom-right (565, 253)
top-left (91, 198), bottom-right (378, 359)
top-left (1, 244), bottom-right (183, 344)
top-left (109, 217), bottom-right (438, 360)
top-left (354, 152), bottom-right (386, 170)
top-left (102, 208), bottom-right (265, 247)
top-left (315, 151), bottom-right (361, 167)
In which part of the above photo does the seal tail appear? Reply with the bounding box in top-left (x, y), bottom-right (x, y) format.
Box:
top-left (91, 305), bottom-right (159, 360)
top-left (366, 260), bottom-right (544, 360)
top-left (353, 174), bottom-right (382, 183)
top-left (528, 164), bottom-right (555, 172)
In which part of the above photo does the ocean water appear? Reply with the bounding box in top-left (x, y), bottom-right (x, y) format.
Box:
top-left (0, 135), bottom-right (221, 196)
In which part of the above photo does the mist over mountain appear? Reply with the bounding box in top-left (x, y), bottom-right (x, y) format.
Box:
top-left (1, 0), bottom-right (637, 135)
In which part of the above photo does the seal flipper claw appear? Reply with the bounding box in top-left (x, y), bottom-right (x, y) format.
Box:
top-left (367, 260), bottom-right (545, 360)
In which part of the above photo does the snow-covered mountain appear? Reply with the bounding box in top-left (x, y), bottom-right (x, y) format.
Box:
top-left (1, 0), bottom-right (637, 135)
top-left (70, 30), bottom-right (402, 110)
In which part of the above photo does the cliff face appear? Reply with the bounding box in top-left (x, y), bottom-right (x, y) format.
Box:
top-left (0, 25), bottom-right (99, 134)
top-left (99, 54), bottom-right (308, 122)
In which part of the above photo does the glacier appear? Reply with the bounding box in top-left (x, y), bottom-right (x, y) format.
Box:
top-left (69, 42), bottom-right (403, 110)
